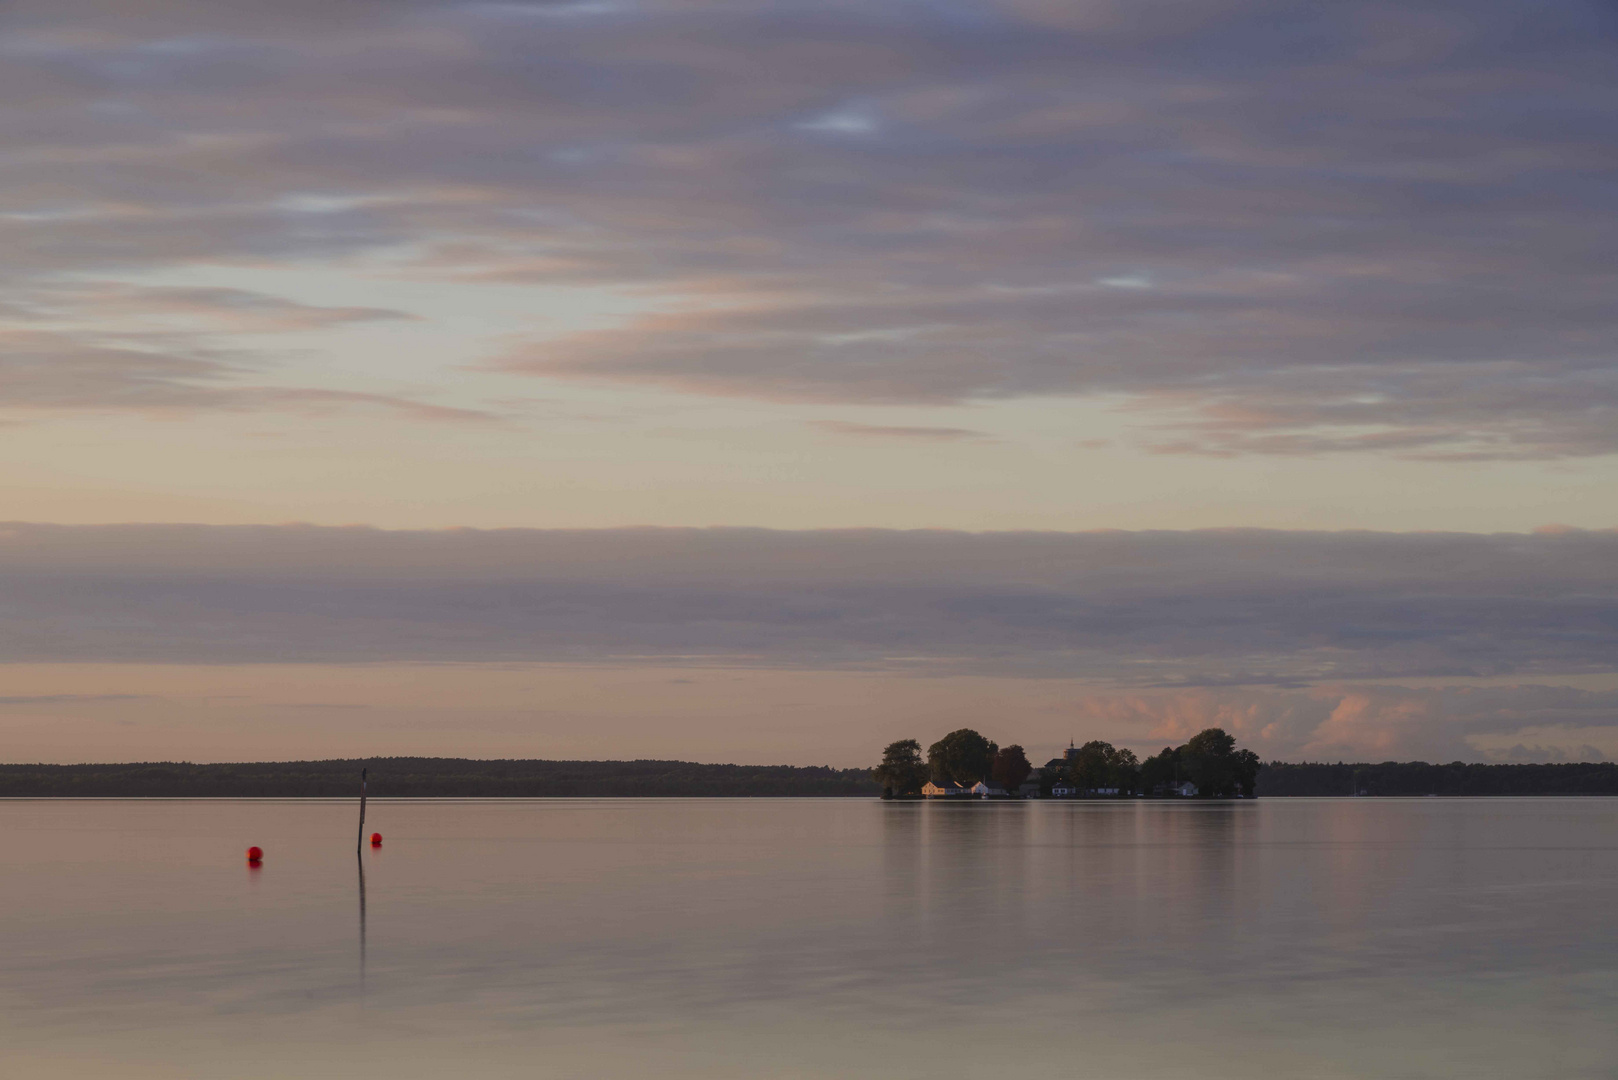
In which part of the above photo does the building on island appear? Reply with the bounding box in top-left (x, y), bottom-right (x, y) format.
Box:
top-left (922, 779), bottom-right (969, 798)
top-left (922, 779), bottom-right (1010, 798)
top-left (916, 758), bottom-right (1202, 800)
top-left (1153, 780), bottom-right (1197, 797)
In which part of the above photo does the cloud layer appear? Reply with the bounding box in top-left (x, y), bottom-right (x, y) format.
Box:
top-left (4, 523), bottom-right (1617, 760)
top-left (1072, 684), bottom-right (1618, 764)
top-left (2, 0), bottom-right (1614, 454)
top-left (1, 522), bottom-right (1612, 674)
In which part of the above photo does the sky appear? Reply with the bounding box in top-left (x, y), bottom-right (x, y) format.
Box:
top-left (1, 0), bottom-right (1615, 765)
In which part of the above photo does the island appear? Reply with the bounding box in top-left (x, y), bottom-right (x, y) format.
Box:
top-left (871, 726), bottom-right (1261, 799)
top-left (3, 747), bottom-right (1614, 797)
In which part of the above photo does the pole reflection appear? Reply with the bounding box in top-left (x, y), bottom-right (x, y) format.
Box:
top-left (358, 850), bottom-right (367, 988)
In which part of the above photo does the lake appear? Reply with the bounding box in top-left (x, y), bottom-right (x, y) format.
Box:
top-left (3, 798), bottom-right (1616, 1078)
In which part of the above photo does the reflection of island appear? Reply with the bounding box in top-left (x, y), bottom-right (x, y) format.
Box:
top-left (875, 727), bottom-right (1261, 800)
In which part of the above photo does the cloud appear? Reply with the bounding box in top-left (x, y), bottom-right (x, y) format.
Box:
top-left (0, 0), bottom-right (1611, 454)
top-left (796, 104), bottom-right (880, 136)
top-left (811, 420), bottom-right (989, 441)
top-left (0, 279), bottom-right (483, 420)
top-left (1, 524), bottom-right (1615, 681)
top-left (0, 327), bottom-right (493, 420)
top-left (0, 694), bottom-right (150, 705)
top-left (24, 283), bottom-right (414, 333)
top-left (3, 522), bottom-right (1615, 760)
top-left (1064, 683), bottom-right (1618, 763)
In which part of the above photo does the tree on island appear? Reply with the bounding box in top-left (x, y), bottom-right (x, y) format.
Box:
top-left (1139, 745), bottom-right (1181, 793)
top-left (1140, 728), bottom-right (1260, 797)
top-left (872, 739), bottom-right (929, 797)
top-left (1070, 740), bottom-right (1139, 794)
top-left (990, 745), bottom-right (1033, 792)
top-left (1181, 727), bottom-right (1261, 798)
top-left (1111, 746), bottom-right (1140, 793)
top-left (927, 728), bottom-right (998, 786)
top-left (870, 725), bottom-right (1260, 799)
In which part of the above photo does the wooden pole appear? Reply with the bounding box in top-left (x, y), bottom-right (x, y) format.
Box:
top-left (356, 767), bottom-right (368, 854)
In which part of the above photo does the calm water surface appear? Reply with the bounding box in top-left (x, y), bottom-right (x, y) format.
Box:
top-left (3, 798), bottom-right (1616, 1079)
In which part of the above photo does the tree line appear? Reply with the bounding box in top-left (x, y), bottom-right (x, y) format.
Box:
top-left (1256, 760), bottom-right (1618, 797)
top-left (7, 754), bottom-right (1604, 799)
top-left (0, 758), bottom-right (883, 798)
top-left (872, 727), bottom-right (1261, 798)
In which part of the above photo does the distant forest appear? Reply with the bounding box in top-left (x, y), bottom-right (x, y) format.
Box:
top-left (2, 757), bottom-right (1616, 798)
top-left (0, 758), bottom-right (883, 798)
top-left (1256, 761), bottom-right (1618, 797)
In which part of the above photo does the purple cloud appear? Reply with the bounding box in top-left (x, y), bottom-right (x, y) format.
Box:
top-left (0, 523), bottom-right (1613, 679)
top-left (811, 421), bottom-right (990, 441)
top-left (0, 0), bottom-right (1610, 452)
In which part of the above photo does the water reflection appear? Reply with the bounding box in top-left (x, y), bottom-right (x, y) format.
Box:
top-left (2, 798), bottom-right (1616, 1080)
top-left (357, 850), bottom-right (367, 985)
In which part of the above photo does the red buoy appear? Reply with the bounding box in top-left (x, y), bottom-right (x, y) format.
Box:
top-left (246, 846), bottom-right (263, 863)
top-left (370, 832), bottom-right (382, 847)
